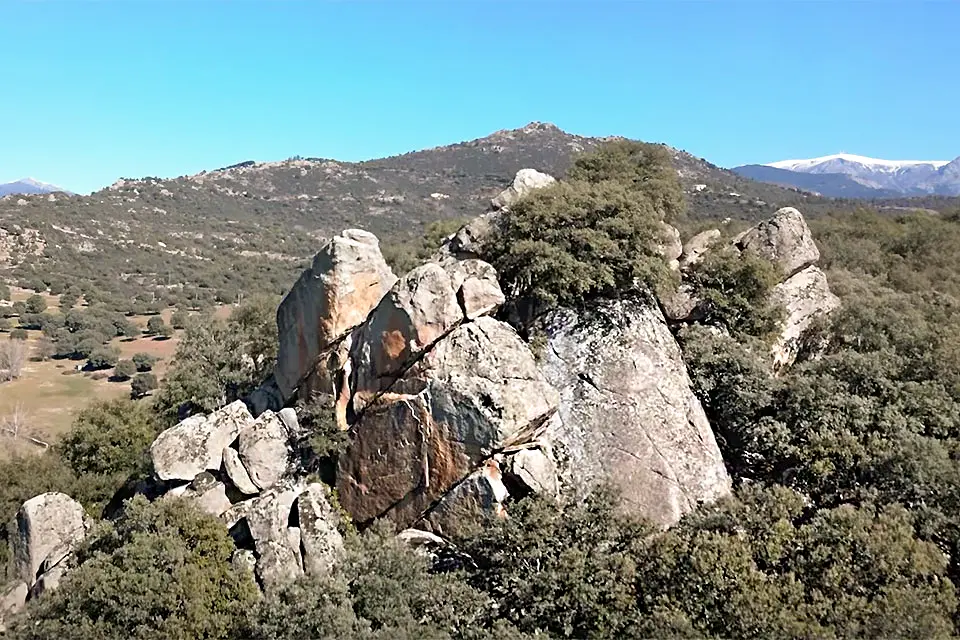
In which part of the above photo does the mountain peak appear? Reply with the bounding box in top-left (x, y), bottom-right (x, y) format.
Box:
top-left (767, 153), bottom-right (950, 172)
top-left (0, 177), bottom-right (70, 197)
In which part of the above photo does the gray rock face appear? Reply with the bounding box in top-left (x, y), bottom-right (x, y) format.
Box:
top-left (223, 446), bottom-right (260, 495)
top-left (0, 582), bottom-right (28, 631)
top-left (11, 492), bottom-right (87, 589)
top-left (680, 229), bottom-right (720, 269)
top-left (297, 484), bottom-right (344, 577)
top-left (538, 298), bottom-right (731, 527)
top-left (505, 446), bottom-right (559, 497)
top-left (771, 265), bottom-right (841, 369)
top-left (274, 229), bottom-right (397, 400)
top-left (418, 460), bottom-right (509, 536)
top-left (151, 400), bottom-right (252, 481)
top-left (237, 479), bottom-right (306, 592)
top-left (336, 316), bottom-right (557, 529)
top-left (238, 410), bottom-right (291, 491)
top-left (735, 207), bottom-right (820, 278)
top-left (491, 168), bottom-right (557, 210)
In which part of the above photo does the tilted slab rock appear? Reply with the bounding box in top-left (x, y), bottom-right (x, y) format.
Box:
top-left (735, 207), bottom-right (819, 278)
top-left (336, 316), bottom-right (558, 529)
top-left (223, 446), bottom-right (260, 495)
top-left (238, 410), bottom-right (291, 491)
top-left (771, 265), bottom-right (841, 369)
top-left (11, 492), bottom-right (87, 588)
top-left (151, 400), bottom-right (252, 482)
top-left (538, 298), bottom-right (731, 527)
top-left (418, 460), bottom-right (509, 536)
top-left (274, 229), bottom-right (397, 400)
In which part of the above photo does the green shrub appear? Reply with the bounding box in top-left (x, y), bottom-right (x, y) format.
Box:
top-left (130, 372), bottom-right (158, 399)
top-left (6, 496), bottom-right (258, 640)
top-left (132, 352), bottom-right (157, 372)
top-left (685, 244), bottom-right (784, 340)
top-left (113, 359), bottom-right (136, 380)
top-left (24, 294), bottom-right (46, 315)
top-left (145, 315), bottom-right (166, 336)
top-left (9, 328), bottom-right (27, 341)
top-left (87, 345), bottom-right (120, 370)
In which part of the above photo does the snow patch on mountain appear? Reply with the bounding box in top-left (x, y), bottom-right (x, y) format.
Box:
top-left (768, 153), bottom-right (950, 173)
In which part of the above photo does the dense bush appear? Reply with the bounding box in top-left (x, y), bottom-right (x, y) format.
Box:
top-left (113, 359), bottom-right (136, 380)
top-left (6, 497), bottom-right (258, 640)
top-left (130, 372), bottom-right (158, 399)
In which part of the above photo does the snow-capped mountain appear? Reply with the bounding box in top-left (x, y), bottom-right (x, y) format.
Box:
top-left (733, 153), bottom-right (960, 198)
top-left (0, 177), bottom-right (70, 197)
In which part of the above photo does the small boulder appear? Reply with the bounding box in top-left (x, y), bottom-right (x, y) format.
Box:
top-left (234, 478), bottom-right (306, 592)
top-left (491, 168), bottom-right (557, 210)
top-left (0, 582), bottom-right (28, 631)
top-left (735, 207), bottom-right (819, 278)
top-left (418, 460), bottom-right (509, 537)
top-left (275, 229), bottom-right (397, 400)
top-left (680, 229), bottom-right (721, 268)
top-left (176, 472), bottom-right (232, 517)
top-left (231, 549), bottom-right (257, 576)
top-left (657, 222), bottom-right (683, 270)
top-left (11, 493), bottom-right (87, 589)
top-left (238, 411), bottom-right (291, 491)
top-left (504, 446), bottom-right (559, 498)
top-left (151, 400), bottom-right (252, 482)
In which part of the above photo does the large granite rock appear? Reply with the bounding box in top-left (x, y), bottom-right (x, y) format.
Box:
top-left (735, 207), bottom-right (820, 278)
top-left (151, 400), bottom-right (252, 482)
top-left (336, 316), bottom-right (558, 529)
top-left (657, 222), bottom-right (683, 271)
top-left (771, 265), bottom-right (841, 369)
top-left (418, 460), bottom-right (509, 536)
top-left (274, 229), bottom-right (397, 400)
top-left (297, 484), bottom-right (344, 577)
top-left (680, 229), bottom-right (721, 269)
top-left (11, 493), bottom-right (87, 589)
top-left (490, 168), bottom-right (557, 210)
top-left (538, 298), bottom-right (731, 527)
top-left (169, 472), bottom-right (232, 518)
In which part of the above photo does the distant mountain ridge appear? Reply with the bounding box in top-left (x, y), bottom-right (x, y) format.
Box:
top-left (734, 153), bottom-right (960, 198)
top-left (0, 178), bottom-right (70, 197)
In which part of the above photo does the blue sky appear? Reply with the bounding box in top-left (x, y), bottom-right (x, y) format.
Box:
top-left (1, 0), bottom-right (957, 194)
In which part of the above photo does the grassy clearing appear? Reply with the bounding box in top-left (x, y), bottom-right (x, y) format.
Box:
top-left (0, 303), bottom-right (233, 459)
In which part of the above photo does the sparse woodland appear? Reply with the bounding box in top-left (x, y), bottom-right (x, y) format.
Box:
top-left (3, 135), bottom-right (960, 639)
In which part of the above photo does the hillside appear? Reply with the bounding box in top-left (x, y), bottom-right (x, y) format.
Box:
top-left (0, 123), bottom-right (955, 313)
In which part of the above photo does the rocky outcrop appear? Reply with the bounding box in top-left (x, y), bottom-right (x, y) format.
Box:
top-left (274, 229), bottom-right (397, 401)
top-left (336, 316), bottom-right (558, 529)
top-left (734, 207), bottom-right (820, 278)
top-left (11, 493), bottom-right (87, 591)
top-left (538, 298), bottom-right (731, 527)
top-left (657, 222), bottom-right (683, 271)
top-left (151, 400), bottom-right (252, 481)
top-left (297, 484), bottom-right (345, 577)
top-left (238, 410), bottom-right (291, 491)
top-left (0, 582), bottom-right (28, 632)
top-left (771, 265), bottom-right (840, 369)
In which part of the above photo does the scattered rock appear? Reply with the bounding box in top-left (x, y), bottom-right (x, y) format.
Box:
top-left (11, 492), bottom-right (87, 589)
top-left (771, 265), bottom-right (841, 369)
top-left (274, 229), bottom-right (397, 400)
top-left (151, 400), bottom-right (252, 482)
top-left (238, 410), bottom-right (291, 491)
top-left (538, 298), bottom-right (731, 527)
top-left (735, 207), bottom-right (820, 278)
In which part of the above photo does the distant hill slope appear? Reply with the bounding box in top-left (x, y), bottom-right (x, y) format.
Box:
top-left (734, 153), bottom-right (960, 197)
top-left (0, 178), bottom-right (70, 197)
top-left (0, 123), bottom-right (956, 309)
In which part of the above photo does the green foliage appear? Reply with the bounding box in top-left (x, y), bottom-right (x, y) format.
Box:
top-left (132, 351), bottom-right (157, 371)
top-left (113, 359), bottom-right (136, 380)
top-left (87, 345), bottom-right (120, 370)
top-left (0, 317), bottom-right (10, 332)
top-left (246, 520), bottom-right (522, 640)
top-left (7, 496), bottom-right (258, 640)
top-left (24, 293), bottom-right (46, 314)
top-left (0, 283), bottom-right (9, 301)
top-left (145, 315), bottom-right (166, 336)
top-left (685, 244), bottom-right (784, 340)
top-left (381, 217), bottom-right (470, 276)
top-left (566, 139), bottom-right (685, 222)
top-left (153, 296), bottom-right (277, 422)
top-left (130, 372), bottom-right (158, 399)
top-left (486, 179), bottom-right (671, 313)
top-left (56, 398), bottom-right (160, 480)
top-left (9, 328), bottom-right (27, 340)
top-left (170, 309), bottom-right (189, 329)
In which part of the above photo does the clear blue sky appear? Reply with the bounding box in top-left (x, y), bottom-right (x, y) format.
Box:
top-left (1, 0), bottom-right (957, 194)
